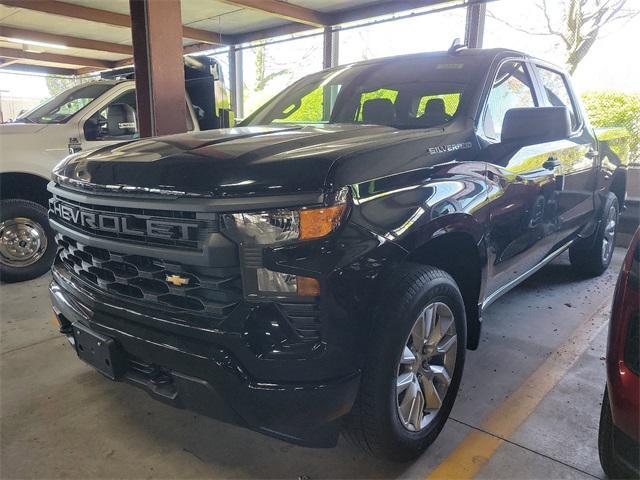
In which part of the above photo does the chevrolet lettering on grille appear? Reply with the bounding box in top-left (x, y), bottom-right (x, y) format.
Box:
top-left (49, 198), bottom-right (198, 241)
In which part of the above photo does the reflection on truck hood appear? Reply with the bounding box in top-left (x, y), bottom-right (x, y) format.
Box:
top-left (53, 123), bottom-right (464, 198)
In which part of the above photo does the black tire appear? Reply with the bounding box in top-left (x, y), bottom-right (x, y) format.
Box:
top-left (0, 199), bottom-right (56, 283)
top-left (599, 387), bottom-right (637, 479)
top-left (344, 264), bottom-right (466, 461)
top-left (570, 193), bottom-right (619, 277)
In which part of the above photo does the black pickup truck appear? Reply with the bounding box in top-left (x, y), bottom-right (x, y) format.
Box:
top-left (48, 48), bottom-right (629, 460)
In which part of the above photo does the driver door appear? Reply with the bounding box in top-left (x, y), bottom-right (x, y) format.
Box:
top-left (482, 60), bottom-right (565, 298)
top-left (79, 88), bottom-right (139, 152)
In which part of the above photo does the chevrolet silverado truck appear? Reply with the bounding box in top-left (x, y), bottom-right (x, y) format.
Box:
top-left (0, 55), bottom-right (231, 282)
top-left (48, 48), bottom-right (629, 460)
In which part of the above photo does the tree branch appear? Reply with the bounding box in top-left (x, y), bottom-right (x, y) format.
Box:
top-left (486, 9), bottom-right (558, 37)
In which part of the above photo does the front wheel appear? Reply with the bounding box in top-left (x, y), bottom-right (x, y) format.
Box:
top-left (344, 265), bottom-right (466, 461)
top-left (0, 199), bottom-right (56, 283)
top-left (570, 193), bottom-right (619, 277)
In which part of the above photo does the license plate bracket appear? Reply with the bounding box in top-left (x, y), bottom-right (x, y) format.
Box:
top-left (72, 322), bottom-right (125, 380)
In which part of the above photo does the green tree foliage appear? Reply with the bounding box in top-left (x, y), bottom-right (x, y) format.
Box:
top-left (416, 93), bottom-right (461, 116)
top-left (45, 76), bottom-right (83, 97)
top-left (278, 87), bottom-right (324, 123)
top-left (582, 91), bottom-right (640, 161)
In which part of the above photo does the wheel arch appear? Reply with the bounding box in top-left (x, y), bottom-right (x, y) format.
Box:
top-left (0, 172), bottom-right (51, 207)
top-left (405, 228), bottom-right (486, 350)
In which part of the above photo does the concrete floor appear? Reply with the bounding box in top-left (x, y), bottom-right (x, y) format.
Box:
top-left (0, 249), bottom-right (625, 479)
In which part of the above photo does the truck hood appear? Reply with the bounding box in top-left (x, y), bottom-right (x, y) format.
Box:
top-left (0, 123), bottom-right (50, 135)
top-left (53, 124), bottom-right (461, 198)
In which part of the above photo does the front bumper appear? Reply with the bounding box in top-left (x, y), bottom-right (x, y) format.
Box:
top-left (50, 265), bottom-right (360, 447)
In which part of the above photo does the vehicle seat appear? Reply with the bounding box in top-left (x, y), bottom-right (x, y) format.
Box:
top-left (107, 103), bottom-right (137, 137)
top-left (418, 98), bottom-right (452, 127)
top-left (361, 98), bottom-right (396, 125)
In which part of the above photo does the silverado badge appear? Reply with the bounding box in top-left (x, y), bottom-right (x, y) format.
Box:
top-left (166, 274), bottom-right (190, 286)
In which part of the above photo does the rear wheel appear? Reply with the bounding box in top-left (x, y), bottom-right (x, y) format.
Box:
top-left (570, 193), bottom-right (618, 277)
top-left (0, 199), bottom-right (56, 283)
top-left (344, 264), bottom-right (466, 461)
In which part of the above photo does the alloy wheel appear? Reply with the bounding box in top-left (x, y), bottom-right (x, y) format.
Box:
top-left (396, 302), bottom-right (457, 432)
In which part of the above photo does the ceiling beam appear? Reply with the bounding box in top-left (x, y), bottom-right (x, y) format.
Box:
top-left (0, 26), bottom-right (133, 55)
top-left (86, 42), bottom-right (222, 72)
top-left (218, 0), bottom-right (331, 27)
top-left (334, 0), bottom-right (460, 24)
top-left (0, 0), bottom-right (227, 45)
top-left (0, 58), bottom-right (20, 68)
top-left (231, 22), bottom-right (311, 45)
top-left (1, 62), bottom-right (77, 75)
top-left (75, 66), bottom-right (101, 75)
top-left (182, 42), bottom-right (219, 55)
top-left (0, 47), bottom-right (115, 69)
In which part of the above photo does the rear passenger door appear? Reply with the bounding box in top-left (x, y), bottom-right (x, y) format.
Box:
top-left (532, 64), bottom-right (598, 240)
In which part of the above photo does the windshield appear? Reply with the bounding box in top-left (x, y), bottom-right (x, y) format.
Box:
top-left (19, 83), bottom-right (113, 124)
top-left (243, 60), bottom-right (466, 129)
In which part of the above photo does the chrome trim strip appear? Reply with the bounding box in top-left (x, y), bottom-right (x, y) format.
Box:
top-left (481, 240), bottom-right (573, 311)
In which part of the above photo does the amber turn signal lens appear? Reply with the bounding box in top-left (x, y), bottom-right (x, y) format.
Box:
top-left (299, 204), bottom-right (346, 240)
top-left (297, 276), bottom-right (320, 296)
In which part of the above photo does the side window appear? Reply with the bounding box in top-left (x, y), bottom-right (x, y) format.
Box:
top-left (482, 61), bottom-right (536, 140)
top-left (537, 66), bottom-right (579, 130)
top-left (84, 90), bottom-right (138, 141)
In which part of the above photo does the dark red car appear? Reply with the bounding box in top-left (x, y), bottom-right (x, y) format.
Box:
top-left (599, 227), bottom-right (639, 478)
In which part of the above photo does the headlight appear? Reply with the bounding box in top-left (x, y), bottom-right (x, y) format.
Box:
top-left (223, 209), bottom-right (300, 244)
top-left (222, 191), bottom-right (348, 298)
top-left (222, 203), bottom-right (347, 245)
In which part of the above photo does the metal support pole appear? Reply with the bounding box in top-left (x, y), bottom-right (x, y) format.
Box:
top-left (322, 26), bottom-right (339, 69)
top-left (322, 27), bottom-right (340, 120)
top-left (129, 0), bottom-right (186, 137)
top-left (233, 46), bottom-right (244, 119)
top-left (229, 45), bottom-right (238, 119)
top-left (464, 1), bottom-right (486, 48)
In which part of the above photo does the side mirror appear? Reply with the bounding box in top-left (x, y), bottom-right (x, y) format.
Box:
top-left (83, 118), bottom-right (100, 141)
top-left (211, 62), bottom-right (220, 81)
top-left (501, 106), bottom-right (571, 146)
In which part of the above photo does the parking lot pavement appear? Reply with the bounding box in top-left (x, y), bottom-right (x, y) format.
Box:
top-left (0, 249), bottom-right (624, 479)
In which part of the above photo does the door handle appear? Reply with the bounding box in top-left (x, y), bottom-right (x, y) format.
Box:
top-left (585, 149), bottom-right (599, 159)
top-left (543, 157), bottom-right (561, 170)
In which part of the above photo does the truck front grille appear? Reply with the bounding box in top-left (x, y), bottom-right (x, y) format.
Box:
top-left (56, 234), bottom-right (241, 317)
top-left (49, 194), bottom-right (218, 250)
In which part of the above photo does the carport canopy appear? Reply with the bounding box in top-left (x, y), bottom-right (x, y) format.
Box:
top-left (0, 0), bottom-right (488, 135)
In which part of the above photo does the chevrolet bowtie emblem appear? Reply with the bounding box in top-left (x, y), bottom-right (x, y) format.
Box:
top-left (166, 274), bottom-right (190, 286)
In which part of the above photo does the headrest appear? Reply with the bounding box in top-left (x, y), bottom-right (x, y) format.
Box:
top-left (107, 103), bottom-right (137, 136)
top-left (423, 98), bottom-right (446, 117)
top-left (362, 98), bottom-right (395, 125)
